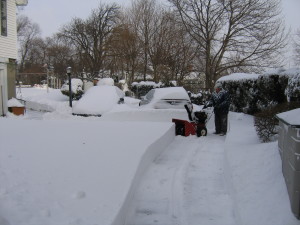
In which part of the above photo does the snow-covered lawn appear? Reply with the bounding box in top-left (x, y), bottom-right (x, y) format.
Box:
top-left (0, 87), bottom-right (298, 225)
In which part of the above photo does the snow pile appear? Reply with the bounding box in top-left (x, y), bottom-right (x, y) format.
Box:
top-left (72, 86), bottom-right (125, 116)
top-left (20, 88), bottom-right (69, 112)
top-left (0, 118), bottom-right (174, 225)
top-left (7, 98), bottom-right (24, 107)
top-left (98, 78), bottom-right (114, 86)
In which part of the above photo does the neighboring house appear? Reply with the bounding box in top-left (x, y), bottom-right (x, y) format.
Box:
top-left (0, 0), bottom-right (27, 116)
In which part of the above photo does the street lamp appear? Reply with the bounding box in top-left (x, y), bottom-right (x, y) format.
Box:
top-left (67, 67), bottom-right (72, 107)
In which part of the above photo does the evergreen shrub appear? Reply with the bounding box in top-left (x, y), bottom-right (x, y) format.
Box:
top-left (130, 81), bottom-right (163, 99)
top-left (61, 78), bottom-right (84, 100)
top-left (220, 69), bottom-right (300, 115)
top-left (190, 91), bottom-right (211, 105)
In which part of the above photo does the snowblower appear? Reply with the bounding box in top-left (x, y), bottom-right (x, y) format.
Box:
top-left (172, 103), bottom-right (211, 137)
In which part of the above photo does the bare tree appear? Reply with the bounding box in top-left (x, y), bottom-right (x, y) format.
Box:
top-left (148, 10), bottom-right (197, 84)
top-left (294, 29), bottom-right (300, 66)
top-left (129, 0), bottom-right (161, 81)
top-left (59, 3), bottom-right (120, 79)
top-left (106, 22), bottom-right (141, 84)
top-left (168, 0), bottom-right (287, 89)
top-left (44, 35), bottom-right (76, 82)
top-left (17, 15), bottom-right (41, 72)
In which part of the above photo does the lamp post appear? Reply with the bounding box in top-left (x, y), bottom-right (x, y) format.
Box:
top-left (67, 67), bottom-right (72, 107)
top-left (43, 64), bottom-right (53, 93)
top-left (47, 65), bottom-right (54, 92)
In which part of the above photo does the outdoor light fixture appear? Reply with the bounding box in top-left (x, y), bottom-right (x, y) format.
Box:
top-left (66, 67), bottom-right (72, 107)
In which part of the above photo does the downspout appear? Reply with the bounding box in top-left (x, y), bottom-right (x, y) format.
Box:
top-left (0, 85), bottom-right (4, 116)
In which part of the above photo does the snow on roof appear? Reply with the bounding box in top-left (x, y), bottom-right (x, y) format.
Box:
top-left (7, 98), bottom-right (24, 107)
top-left (276, 108), bottom-right (300, 126)
top-left (218, 73), bottom-right (260, 82)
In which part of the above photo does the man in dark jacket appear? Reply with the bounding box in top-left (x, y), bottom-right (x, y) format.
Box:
top-left (206, 82), bottom-right (230, 136)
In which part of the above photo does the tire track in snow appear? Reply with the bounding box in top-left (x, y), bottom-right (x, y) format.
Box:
top-left (125, 134), bottom-right (237, 225)
top-left (183, 135), bottom-right (238, 225)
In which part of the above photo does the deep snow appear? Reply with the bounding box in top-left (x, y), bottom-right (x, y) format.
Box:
top-left (0, 87), bottom-right (298, 225)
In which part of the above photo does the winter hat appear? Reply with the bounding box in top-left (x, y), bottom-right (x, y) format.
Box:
top-left (214, 82), bottom-right (222, 89)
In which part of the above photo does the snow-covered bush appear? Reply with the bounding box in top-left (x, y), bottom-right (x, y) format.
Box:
top-left (190, 90), bottom-right (211, 105)
top-left (61, 78), bottom-right (84, 100)
top-left (130, 81), bottom-right (163, 99)
top-left (256, 73), bottom-right (288, 110)
top-left (219, 69), bottom-right (300, 114)
top-left (219, 73), bottom-right (260, 114)
top-left (285, 71), bottom-right (300, 101)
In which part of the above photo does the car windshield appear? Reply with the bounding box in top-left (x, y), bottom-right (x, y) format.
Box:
top-left (144, 89), bottom-right (155, 101)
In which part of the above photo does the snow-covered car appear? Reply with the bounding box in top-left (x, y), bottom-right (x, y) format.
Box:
top-left (139, 87), bottom-right (191, 109)
top-left (72, 85), bottom-right (125, 116)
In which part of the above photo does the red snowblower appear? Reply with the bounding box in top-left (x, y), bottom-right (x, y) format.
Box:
top-left (172, 104), bottom-right (211, 137)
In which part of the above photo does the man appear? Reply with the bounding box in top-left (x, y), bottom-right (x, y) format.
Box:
top-left (206, 82), bottom-right (230, 136)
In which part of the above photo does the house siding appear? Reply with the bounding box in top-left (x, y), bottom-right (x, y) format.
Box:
top-left (0, 0), bottom-right (18, 116)
top-left (0, 0), bottom-right (17, 60)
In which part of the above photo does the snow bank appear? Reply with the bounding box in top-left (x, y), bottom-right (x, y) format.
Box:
top-left (0, 118), bottom-right (174, 225)
top-left (112, 124), bottom-right (175, 225)
top-left (20, 88), bottom-right (69, 112)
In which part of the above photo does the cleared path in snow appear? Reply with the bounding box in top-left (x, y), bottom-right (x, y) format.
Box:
top-left (125, 134), bottom-right (238, 225)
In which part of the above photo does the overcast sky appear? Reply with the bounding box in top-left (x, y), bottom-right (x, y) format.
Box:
top-left (20, 0), bottom-right (300, 38)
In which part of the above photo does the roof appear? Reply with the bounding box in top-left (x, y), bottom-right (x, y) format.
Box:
top-left (276, 108), bottom-right (300, 127)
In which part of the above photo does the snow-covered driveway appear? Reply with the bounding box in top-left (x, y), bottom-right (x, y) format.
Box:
top-left (125, 135), bottom-right (237, 225)
top-left (7, 87), bottom-right (298, 225)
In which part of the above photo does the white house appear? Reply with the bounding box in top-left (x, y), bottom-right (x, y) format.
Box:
top-left (0, 0), bottom-right (27, 116)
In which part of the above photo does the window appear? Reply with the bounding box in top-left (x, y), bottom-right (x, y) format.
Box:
top-left (0, 0), bottom-right (7, 36)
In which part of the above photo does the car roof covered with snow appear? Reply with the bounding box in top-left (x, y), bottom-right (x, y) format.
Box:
top-left (152, 87), bottom-right (190, 100)
top-left (140, 87), bottom-right (191, 109)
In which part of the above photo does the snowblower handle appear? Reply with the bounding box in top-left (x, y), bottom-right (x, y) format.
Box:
top-left (184, 104), bottom-right (193, 121)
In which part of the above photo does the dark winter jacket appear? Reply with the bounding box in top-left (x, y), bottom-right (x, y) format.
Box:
top-left (209, 89), bottom-right (230, 114)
